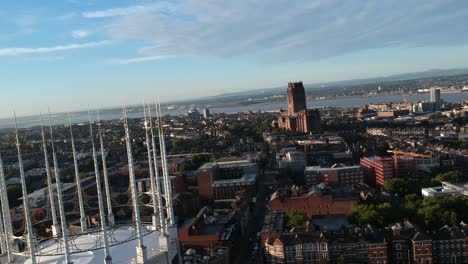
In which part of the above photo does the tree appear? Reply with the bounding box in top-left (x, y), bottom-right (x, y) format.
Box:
top-left (383, 178), bottom-right (431, 197)
top-left (433, 171), bottom-right (466, 184)
top-left (286, 211), bottom-right (308, 228)
top-left (180, 154), bottom-right (218, 173)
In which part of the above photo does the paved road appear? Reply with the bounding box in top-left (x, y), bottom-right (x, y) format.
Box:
top-left (236, 169), bottom-right (277, 264)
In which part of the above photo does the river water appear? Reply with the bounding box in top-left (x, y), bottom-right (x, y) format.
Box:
top-left (2, 92), bottom-right (468, 130)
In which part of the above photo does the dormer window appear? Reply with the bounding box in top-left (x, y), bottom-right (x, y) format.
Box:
top-left (320, 242), bottom-right (327, 251)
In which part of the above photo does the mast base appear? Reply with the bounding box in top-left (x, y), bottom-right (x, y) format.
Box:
top-left (108, 214), bottom-right (115, 228)
top-left (51, 225), bottom-right (60, 237)
top-left (135, 245), bottom-right (148, 264)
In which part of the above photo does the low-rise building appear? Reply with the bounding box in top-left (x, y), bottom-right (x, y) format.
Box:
top-left (421, 181), bottom-right (468, 197)
top-left (304, 164), bottom-right (362, 187)
top-left (269, 186), bottom-right (356, 218)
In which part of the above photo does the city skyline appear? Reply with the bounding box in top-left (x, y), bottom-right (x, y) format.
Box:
top-left (2, 0), bottom-right (468, 117)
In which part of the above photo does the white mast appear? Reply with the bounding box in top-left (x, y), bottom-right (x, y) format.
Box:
top-left (13, 113), bottom-right (36, 264)
top-left (40, 115), bottom-right (59, 237)
top-left (122, 107), bottom-right (147, 263)
top-left (96, 109), bottom-right (115, 227)
top-left (88, 110), bottom-right (112, 263)
top-left (143, 103), bottom-right (160, 231)
top-left (156, 101), bottom-right (175, 226)
top-left (0, 154), bottom-right (13, 263)
top-left (0, 202), bottom-right (6, 260)
top-left (147, 103), bottom-right (166, 234)
top-left (68, 113), bottom-right (87, 232)
top-left (48, 111), bottom-right (72, 264)
top-left (156, 101), bottom-right (182, 264)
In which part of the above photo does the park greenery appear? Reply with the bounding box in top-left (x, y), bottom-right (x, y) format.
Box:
top-left (348, 171), bottom-right (468, 231)
top-left (179, 153), bottom-right (218, 173)
top-left (286, 210), bottom-right (308, 228)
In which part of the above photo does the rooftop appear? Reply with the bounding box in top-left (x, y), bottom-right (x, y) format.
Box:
top-left (22, 227), bottom-right (163, 264)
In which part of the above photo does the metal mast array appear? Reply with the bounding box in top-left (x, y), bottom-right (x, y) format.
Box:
top-left (0, 154), bottom-right (13, 263)
top-left (96, 109), bottom-right (115, 227)
top-left (40, 115), bottom-right (59, 237)
top-left (123, 107), bottom-right (147, 263)
top-left (147, 103), bottom-right (166, 234)
top-left (143, 103), bottom-right (161, 231)
top-left (68, 113), bottom-right (87, 232)
top-left (13, 113), bottom-right (36, 264)
top-left (88, 110), bottom-right (112, 263)
top-left (48, 111), bottom-right (72, 264)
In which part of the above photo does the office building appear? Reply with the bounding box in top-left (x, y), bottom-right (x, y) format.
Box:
top-left (203, 108), bottom-right (210, 119)
top-left (430, 87), bottom-right (441, 111)
top-left (304, 165), bottom-right (363, 187)
top-left (197, 159), bottom-right (258, 200)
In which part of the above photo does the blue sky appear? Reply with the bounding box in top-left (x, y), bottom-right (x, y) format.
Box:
top-left (2, 0), bottom-right (468, 117)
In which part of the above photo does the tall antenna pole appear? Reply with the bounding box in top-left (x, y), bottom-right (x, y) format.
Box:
top-left (123, 107), bottom-right (147, 263)
top-left (0, 201), bottom-right (6, 260)
top-left (157, 101), bottom-right (182, 264)
top-left (96, 109), bottom-right (115, 227)
top-left (147, 103), bottom-right (166, 234)
top-left (40, 115), bottom-right (59, 237)
top-left (68, 113), bottom-right (87, 232)
top-left (13, 113), bottom-right (36, 264)
top-left (0, 154), bottom-right (13, 263)
top-left (143, 102), bottom-right (160, 231)
top-left (156, 101), bottom-right (175, 226)
top-left (48, 111), bottom-right (72, 264)
top-left (88, 110), bottom-right (112, 263)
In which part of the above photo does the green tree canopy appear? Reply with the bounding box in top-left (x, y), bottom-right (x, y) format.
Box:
top-left (433, 171), bottom-right (467, 184)
top-left (286, 211), bottom-right (308, 228)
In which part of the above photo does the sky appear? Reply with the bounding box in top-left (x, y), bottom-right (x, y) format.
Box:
top-left (2, 0), bottom-right (468, 117)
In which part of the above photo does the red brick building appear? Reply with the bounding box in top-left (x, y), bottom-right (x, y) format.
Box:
top-left (369, 242), bottom-right (389, 264)
top-left (269, 187), bottom-right (356, 218)
top-left (361, 155), bottom-right (428, 186)
top-left (278, 82), bottom-right (321, 133)
top-left (304, 165), bottom-right (363, 187)
top-left (361, 156), bottom-right (394, 186)
top-left (412, 232), bottom-right (433, 264)
top-left (262, 225), bottom-right (388, 264)
top-left (178, 206), bottom-right (225, 250)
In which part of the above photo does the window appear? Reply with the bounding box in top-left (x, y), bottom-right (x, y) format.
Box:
top-left (396, 244), bottom-right (401, 250)
top-left (426, 258), bottom-right (430, 264)
top-left (320, 243), bottom-right (327, 251)
top-left (451, 255), bottom-right (456, 264)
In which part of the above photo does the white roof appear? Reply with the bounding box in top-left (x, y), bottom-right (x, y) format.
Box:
top-left (22, 227), bottom-right (162, 264)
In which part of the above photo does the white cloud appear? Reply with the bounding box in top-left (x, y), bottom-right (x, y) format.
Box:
top-left (23, 56), bottom-right (65, 62)
top-left (0, 41), bottom-right (109, 56)
top-left (110, 55), bottom-right (167, 65)
top-left (82, 2), bottom-right (174, 18)
top-left (103, 0), bottom-right (468, 62)
top-left (72, 30), bottom-right (92, 39)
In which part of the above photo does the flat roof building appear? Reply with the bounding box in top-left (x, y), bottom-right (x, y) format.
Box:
top-left (197, 159), bottom-right (258, 200)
